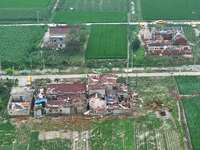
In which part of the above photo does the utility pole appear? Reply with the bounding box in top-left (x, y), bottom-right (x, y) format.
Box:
top-left (0, 56), bottom-right (2, 76)
top-left (37, 11), bottom-right (39, 24)
top-left (13, 66), bottom-right (15, 86)
top-left (194, 53), bottom-right (196, 71)
top-left (126, 12), bottom-right (130, 85)
top-left (43, 58), bottom-right (45, 70)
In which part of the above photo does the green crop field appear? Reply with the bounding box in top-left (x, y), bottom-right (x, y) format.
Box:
top-left (141, 0), bottom-right (200, 20)
top-left (176, 76), bottom-right (200, 149)
top-left (54, 12), bottom-right (127, 23)
top-left (0, 0), bottom-right (56, 22)
top-left (54, 0), bottom-right (129, 23)
top-left (86, 25), bottom-right (127, 59)
top-left (0, 26), bottom-right (45, 68)
top-left (0, 0), bottom-right (50, 8)
top-left (57, 0), bottom-right (130, 12)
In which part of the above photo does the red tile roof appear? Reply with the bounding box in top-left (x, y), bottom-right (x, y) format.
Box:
top-left (49, 26), bottom-right (79, 35)
top-left (45, 100), bottom-right (69, 108)
top-left (46, 82), bottom-right (86, 94)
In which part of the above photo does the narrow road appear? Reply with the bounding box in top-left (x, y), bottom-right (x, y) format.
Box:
top-left (1, 21), bottom-right (200, 27)
top-left (1, 72), bottom-right (200, 86)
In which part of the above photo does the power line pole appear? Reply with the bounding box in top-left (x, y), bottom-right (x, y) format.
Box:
top-left (37, 11), bottom-right (39, 24)
top-left (0, 56), bottom-right (2, 76)
top-left (194, 53), bottom-right (196, 71)
top-left (13, 66), bottom-right (15, 86)
top-left (43, 58), bottom-right (45, 70)
top-left (126, 13), bottom-right (130, 85)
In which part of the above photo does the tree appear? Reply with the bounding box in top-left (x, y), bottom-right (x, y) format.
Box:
top-left (67, 29), bottom-right (80, 51)
top-left (132, 38), bottom-right (141, 51)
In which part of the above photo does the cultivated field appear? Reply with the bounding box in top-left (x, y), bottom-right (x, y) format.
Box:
top-left (176, 76), bottom-right (200, 149)
top-left (54, 12), bottom-right (127, 23)
top-left (57, 0), bottom-right (130, 12)
top-left (54, 0), bottom-right (129, 23)
top-left (0, 26), bottom-right (45, 68)
top-left (86, 25), bottom-right (127, 59)
top-left (0, 0), bottom-right (56, 22)
top-left (141, 0), bottom-right (200, 20)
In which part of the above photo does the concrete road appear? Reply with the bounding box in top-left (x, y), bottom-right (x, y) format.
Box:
top-left (1, 72), bottom-right (199, 86)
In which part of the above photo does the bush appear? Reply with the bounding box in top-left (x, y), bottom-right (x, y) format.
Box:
top-left (5, 68), bottom-right (13, 75)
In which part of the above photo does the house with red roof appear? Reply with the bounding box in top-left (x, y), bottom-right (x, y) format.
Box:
top-left (45, 82), bottom-right (87, 115)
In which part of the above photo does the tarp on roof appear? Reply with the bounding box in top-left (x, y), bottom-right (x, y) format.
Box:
top-left (35, 98), bottom-right (47, 104)
top-left (106, 94), bottom-right (119, 102)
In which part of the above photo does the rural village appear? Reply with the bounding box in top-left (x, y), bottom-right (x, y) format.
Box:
top-left (1, 0), bottom-right (200, 150)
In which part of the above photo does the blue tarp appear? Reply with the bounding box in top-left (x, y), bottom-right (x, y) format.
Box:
top-left (106, 94), bottom-right (119, 102)
top-left (35, 98), bottom-right (47, 105)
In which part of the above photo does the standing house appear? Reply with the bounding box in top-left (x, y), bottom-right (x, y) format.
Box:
top-left (7, 87), bottom-right (34, 116)
top-left (45, 82), bottom-right (87, 115)
top-left (43, 26), bottom-right (79, 48)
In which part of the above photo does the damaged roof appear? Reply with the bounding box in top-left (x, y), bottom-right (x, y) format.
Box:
top-left (117, 83), bottom-right (128, 92)
top-left (46, 82), bottom-right (86, 94)
top-left (45, 100), bottom-right (69, 108)
top-left (49, 26), bottom-right (79, 35)
top-left (88, 74), bottom-right (118, 85)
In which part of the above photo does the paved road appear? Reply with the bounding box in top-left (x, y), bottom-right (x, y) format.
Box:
top-left (1, 72), bottom-right (200, 86)
top-left (1, 21), bottom-right (200, 27)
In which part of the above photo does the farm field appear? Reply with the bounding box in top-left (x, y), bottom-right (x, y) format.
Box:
top-left (54, 0), bottom-right (129, 23)
top-left (57, 0), bottom-right (130, 12)
top-left (0, 26), bottom-right (45, 68)
top-left (54, 12), bottom-right (127, 23)
top-left (86, 25), bottom-right (127, 59)
top-left (176, 76), bottom-right (200, 149)
top-left (0, 0), bottom-right (56, 22)
top-left (140, 0), bottom-right (200, 20)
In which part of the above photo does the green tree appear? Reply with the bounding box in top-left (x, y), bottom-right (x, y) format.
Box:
top-left (5, 68), bottom-right (13, 75)
top-left (132, 38), bottom-right (141, 51)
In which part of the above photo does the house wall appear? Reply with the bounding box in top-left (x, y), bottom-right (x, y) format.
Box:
top-left (148, 48), bottom-right (189, 55)
top-left (8, 109), bottom-right (30, 116)
top-left (45, 107), bottom-right (70, 115)
top-left (50, 34), bottom-right (67, 37)
top-left (90, 109), bottom-right (131, 116)
top-left (175, 38), bottom-right (187, 46)
top-left (70, 103), bottom-right (87, 115)
top-left (105, 84), bottom-right (117, 94)
top-left (89, 89), bottom-right (105, 96)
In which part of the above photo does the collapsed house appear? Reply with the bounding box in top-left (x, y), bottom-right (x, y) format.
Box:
top-left (45, 82), bottom-right (87, 115)
top-left (42, 26), bottom-right (79, 49)
top-left (7, 87), bottom-right (34, 116)
top-left (141, 27), bottom-right (192, 56)
top-left (87, 74), bottom-right (131, 115)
